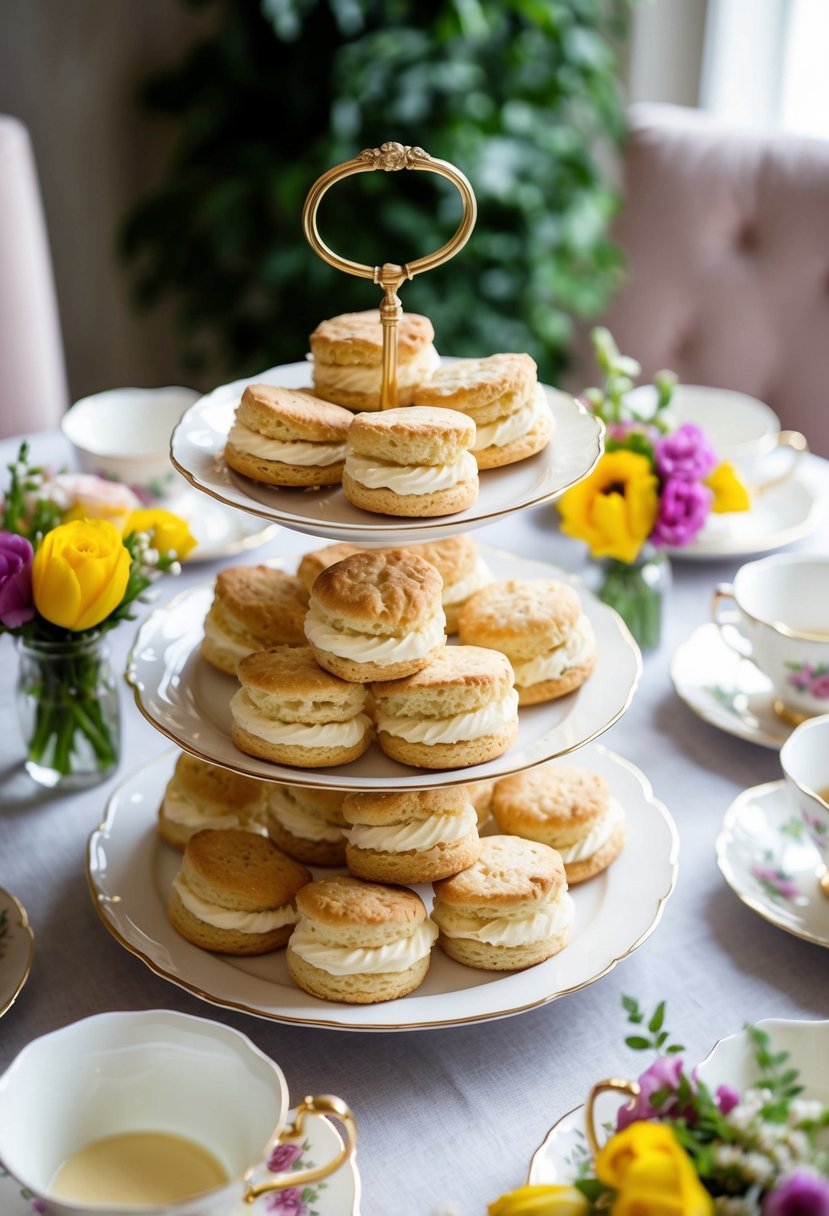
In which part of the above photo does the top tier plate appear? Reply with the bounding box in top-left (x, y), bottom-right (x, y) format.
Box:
top-left (170, 360), bottom-right (603, 547)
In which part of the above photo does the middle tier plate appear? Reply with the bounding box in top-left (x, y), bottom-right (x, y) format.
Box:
top-left (126, 546), bottom-right (641, 792)
top-left (170, 360), bottom-right (604, 547)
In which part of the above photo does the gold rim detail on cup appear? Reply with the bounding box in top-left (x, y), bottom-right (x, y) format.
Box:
top-left (753, 430), bottom-right (809, 495)
top-left (584, 1078), bottom-right (640, 1158)
top-left (244, 1095), bottom-right (357, 1202)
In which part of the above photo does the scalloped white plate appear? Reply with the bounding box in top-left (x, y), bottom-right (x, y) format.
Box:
top-left (0, 889), bottom-right (34, 1019)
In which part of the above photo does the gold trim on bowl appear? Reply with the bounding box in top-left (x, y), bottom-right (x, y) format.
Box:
top-left (0, 887), bottom-right (35, 1018)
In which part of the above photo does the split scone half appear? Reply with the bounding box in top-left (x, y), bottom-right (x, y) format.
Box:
top-left (266, 785), bottom-right (347, 868)
top-left (168, 828), bottom-right (311, 956)
top-left (157, 752), bottom-right (267, 850)
top-left (492, 763), bottom-right (626, 884)
top-left (413, 353), bottom-right (553, 469)
top-left (342, 787), bottom-right (481, 885)
top-left (431, 835), bottom-right (574, 971)
top-left (458, 578), bottom-right (596, 705)
top-left (371, 645), bottom-right (519, 770)
top-left (309, 309), bottom-right (438, 411)
top-left (304, 549), bottom-right (446, 683)
top-left (296, 541), bottom-right (363, 597)
top-left (201, 564), bottom-right (308, 676)
top-left (400, 535), bottom-right (494, 634)
top-left (224, 383), bottom-right (353, 487)
top-left (231, 646), bottom-right (372, 768)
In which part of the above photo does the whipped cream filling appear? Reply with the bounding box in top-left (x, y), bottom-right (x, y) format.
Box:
top-left (473, 386), bottom-right (546, 450)
top-left (162, 789), bottom-right (264, 834)
top-left (304, 603), bottom-right (446, 662)
top-left (172, 874), bottom-right (297, 934)
top-left (269, 787), bottom-right (344, 844)
top-left (511, 616), bottom-right (595, 687)
top-left (288, 919), bottom-right (439, 975)
top-left (441, 556), bottom-right (494, 607)
top-left (228, 421), bottom-right (346, 467)
top-left (313, 344), bottom-right (440, 394)
top-left (344, 450), bottom-right (478, 495)
top-left (230, 689), bottom-right (370, 749)
top-left (376, 688), bottom-right (519, 746)
top-left (553, 798), bottom-right (625, 864)
top-left (433, 891), bottom-right (574, 947)
top-left (203, 613), bottom-right (255, 662)
top-left (346, 805), bottom-right (478, 853)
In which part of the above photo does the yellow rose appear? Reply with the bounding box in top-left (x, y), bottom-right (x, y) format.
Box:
top-left (124, 508), bottom-right (197, 560)
top-left (32, 519), bottom-right (131, 631)
top-left (558, 451), bottom-right (659, 564)
top-left (488, 1184), bottom-right (589, 1216)
top-left (705, 462), bottom-right (751, 514)
top-left (596, 1124), bottom-right (713, 1216)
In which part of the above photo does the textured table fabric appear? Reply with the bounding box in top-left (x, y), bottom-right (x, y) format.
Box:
top-left (1, 433), bottom-right (828, 1216)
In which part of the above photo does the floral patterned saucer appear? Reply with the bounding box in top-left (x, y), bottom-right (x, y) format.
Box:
top-left (716, 780), bottom-right (829, 948)
top-left (0, 889), bottom-right (34, 1019)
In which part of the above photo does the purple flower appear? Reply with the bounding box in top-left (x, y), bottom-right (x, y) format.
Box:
top-left (0, 531), bottom-right (34, 628)
top-left (655, 423), bottom-right (717, 481)
top-left (789, 664), bottom-right (815, 690)
top-left (650, 478), bottom-right (713, 548)
top-left (764, 1171), bottom-right (829, 1216)
top-left (716, 1084), bottom-right (740, 1114)
top-left (266, 1186), bottom-right (307, 1214)
top-left (810, 674), bottom-right (829, 699)
top-left (752, 865), bottom-right (800, 900)
top-left (268, 1143), bottom-right (304, 1174)
top-left (616, 1056), bottom-right (692, 1130)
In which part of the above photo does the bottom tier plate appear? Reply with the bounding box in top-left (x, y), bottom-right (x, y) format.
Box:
top-left (86, 745), bottom-right (678, 1032)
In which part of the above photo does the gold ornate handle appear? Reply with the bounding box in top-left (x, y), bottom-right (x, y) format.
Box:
top-left (584, 1078), bottom-right (640, 1158)
top-left (301, 141), bottom-right (477, 409)
top-left (243, 1094), bottom-right (357, 1202)
top-left (711, 583), bottom-right (753, 658)
top-left (752, 430), bottom-right (808, 495)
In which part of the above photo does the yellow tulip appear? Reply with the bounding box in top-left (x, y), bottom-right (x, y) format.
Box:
top-left (596, 1124), bottom-right (713, 1216)
top-left (558, 451), bottom-right (659, 564)
top-left (705, 462), bottom-right (751, 514)
top-left (488, 1184), bottom-right (589, 1216)
top-left (125, 508), bottom-right (197, 560)
top-left (32, 519), bottom-right (131, 631)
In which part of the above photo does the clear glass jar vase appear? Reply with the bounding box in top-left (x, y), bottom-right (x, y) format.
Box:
top-left (597, 544), bottom-right (671, 652)
top-left (16, 632), bottom-right (120, 789)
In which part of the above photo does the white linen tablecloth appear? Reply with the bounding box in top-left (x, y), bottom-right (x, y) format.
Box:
top-left (1, 433), bottom-right (827, 1216)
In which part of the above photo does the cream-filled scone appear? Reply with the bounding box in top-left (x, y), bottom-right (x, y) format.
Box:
top-left (231, 646), bottom-right (372, 768)
top-left (304, 549), bottom-right (445, 683)
top-left (168, 828), bottom-right (311, 956)
top-left (201, 564), bottom-right (308, 676)
top-left (412, 353), bottom-right (554, 469)
top-left (492, 764), bottom-right (626, 884)
top-left (458, 579), bottom-right (596, 705)
top-left (466, 780), bottom-right (495, 829)
top-left (286, 875), bottom-right (439, 1004)
top-left (342, 787), bottom-right (481, 884)
top-left (431, 835), bottom-right (573, 971)
top-left (310, 309), bottom-right (439, 411)
top-left (342, 407), bottom-right (478, 518)
top-left (371, 645), bottom-right (519, 770)
top-left (402, 535), bottom-right (494, 634)
top-left (157, 753), bottom-right (267, 850)
top-left (296, 542), bottom-right (363, 596)
top-left (266, 785), bottom-right (347, 867)
top-left (224, 383), bottom-right (353, 486)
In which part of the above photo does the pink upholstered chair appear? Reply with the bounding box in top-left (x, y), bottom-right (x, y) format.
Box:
top-left (574, 103), bottom-right (829, 456)
top-left (0, 116), bottom-right (68, 439)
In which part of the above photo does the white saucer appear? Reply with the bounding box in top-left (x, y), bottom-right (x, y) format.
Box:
top-left (170, 360), bottom-right (604, 547)
top-left (717, 780), bottom-right (829, 948)
top-left (0, 889), bottom-right (34, 1018)
top-left (164, 486), bottom-right (278, 563)
top-left (671, 623), bottom-right (792, 750)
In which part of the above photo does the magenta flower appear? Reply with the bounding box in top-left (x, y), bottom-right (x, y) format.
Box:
top-left (764, 1171), bottom-right (829, 1216)
top-left (650, 478), bottom-right (713, 548)
top-left (268, 1143), bottom-right (304, 1174)
top-left (266, 1186), bottom-right (307, 1214)
top-left (789, 664), bottom-right (815, 690)
top-left (0, 531), bottom-right (34, 628)
top-left (716, 1084), bottom-right (740, 1114)
top-left (809, 673), bottom-right (829, 699)
top-left (655, 423), bottom-right (717, 481)
top-left (616, 1056), bottom-right (691, 1130)
top-left (752, 865), bottom-right (800, 900)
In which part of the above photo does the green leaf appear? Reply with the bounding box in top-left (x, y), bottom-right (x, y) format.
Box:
top-left (648, 1001), bottom-right (665, 1033)
top-left (625, 1035), bottom-right (651, 1051)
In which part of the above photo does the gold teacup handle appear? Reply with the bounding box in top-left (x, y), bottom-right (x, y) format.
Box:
top-left (752, 429), bottom-right (809, 495)
top-left (302, 141), bottom-right (477, 409)
top-left (243, 1094), bottom-right (357, 1202)
top-left (584, 1078), bottom-right (640, 1158)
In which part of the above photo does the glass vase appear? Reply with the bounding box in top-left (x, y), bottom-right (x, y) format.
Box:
top-left (597, 545), bottom-right (671, 652)
top-left (16, 633), bottom-right (120, 789)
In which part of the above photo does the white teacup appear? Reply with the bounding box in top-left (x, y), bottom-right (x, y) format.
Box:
top-left (712, 554), bottom-right (829, 722)
top-left (61, 386), bottom-right (199, 503)
top-left (0, 1009), bottom-right (356, 1216)
top-left (780, 715), bottom-right (829, 892)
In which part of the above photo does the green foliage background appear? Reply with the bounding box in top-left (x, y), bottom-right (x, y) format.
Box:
top-left (121, 0), bottom-right (630, 383)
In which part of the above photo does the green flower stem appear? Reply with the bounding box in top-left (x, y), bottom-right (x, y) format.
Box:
top-left (598, 557), bottom-right (666, 651)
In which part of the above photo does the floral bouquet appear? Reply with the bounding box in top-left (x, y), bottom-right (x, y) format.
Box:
top-left (1, 444), bottom-right (196, 788)
top-left (490, 998), bottom-right (829, 1216)
top-left (558, 330), bottom-right (750, 649)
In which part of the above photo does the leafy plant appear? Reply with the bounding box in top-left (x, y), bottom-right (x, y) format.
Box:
top-left (121, 0), bottom-right (631, 383)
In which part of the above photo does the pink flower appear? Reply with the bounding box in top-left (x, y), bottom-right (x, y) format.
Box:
top-left (752, 865), bottom-right (800, 900)
top-left (809, 673), bottom-right (829, 699)
top-left (39, 473), bottom-right (140, 530)
top-left (0, 531), bottom-right (34, 628)
top-left (716, 1084), bottom-right (740, 1114)
top-left (655, 423), bottom-right (717, 481)
top-left (764, 1171), bottom-right (829, 1216)
top-left (268, 1143), bottom-right (304, 1173)
top-left (266, 1186), bottom-right (307, 1214)
top-left (616, 1056), bottom-right (691, 1130)
top-left (650, 477), bottom-right (712, 548)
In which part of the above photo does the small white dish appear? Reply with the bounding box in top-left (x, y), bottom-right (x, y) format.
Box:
top-left (170, 360), bottom-right (604, 547)
top-left (671, 623), bottom-right (792, 750)
top-left (717, 780), bottom-right (829, 948)
top-left (162, 487), bottom-right (278, 563)
top-left (0, 889), bottom-right (34, 1018)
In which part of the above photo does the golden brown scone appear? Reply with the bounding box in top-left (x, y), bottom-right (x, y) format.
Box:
top-left (473, 399), bottom-right (553, 470)
top-left (371, 645), bottom-right (519, 770)
top-left (201, 564), bottom-right (308, 675)
top-left (304, 549), bottom-right (446, 682)
top-left (310, 310), bottom-right (438, 411)
top-left (230, 646), bottom-right (372, 768)
top-left (296, 542), bottom-right (364, 596)
top-left (431, 835), bottom-right (574, 970)
top-left (157, 753), bottom-right (267, 850)
top-left (168, 828), bottom-right (311, 955)
top-left (400, 535), bottom-right (494, 634)
top-left (286, 875), bottom-right (439, 1003)
top-left (224, 383), bottom-right (353, 487)
top-left (465, 779), bottom-right (495, 829)
top-left (342, 787), bottom-right (480, 884)
top-left (266, 785), bottom-right (347, 867)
